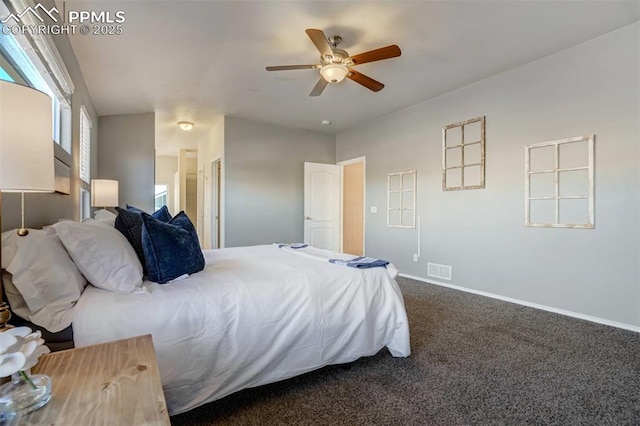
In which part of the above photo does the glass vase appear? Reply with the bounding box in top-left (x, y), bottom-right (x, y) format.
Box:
top-left (0, 399), bottom-right (20, 426)
top-left (0, 370), bottom-right (51, 416)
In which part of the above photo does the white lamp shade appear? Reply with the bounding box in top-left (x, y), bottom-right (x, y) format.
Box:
top-left (0, 81), bottom-right (55, 193)
top-left (91, 179), bottom-right (119, 207)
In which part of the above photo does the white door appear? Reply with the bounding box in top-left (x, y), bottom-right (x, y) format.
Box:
top-left (304, 162), bottom-right (341, 251)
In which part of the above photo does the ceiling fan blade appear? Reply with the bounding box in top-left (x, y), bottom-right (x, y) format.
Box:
top-left (266, 65), bottom-right (318, 71)
top-left (305, 29), bottom-right (333, 58)
top-left (347, 68), bottom-right (384, 92)
top-left (309, 78), bottom-right (328, 97)
top-left (348, 45), bottom-right (401, 66)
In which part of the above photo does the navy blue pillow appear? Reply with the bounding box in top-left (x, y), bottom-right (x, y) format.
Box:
top-left (115, 205), bottom-right (172, 271)
top-left (126, 204), bottom-right (172, 222)
top-left (141, 211), bottom-right (205, 284)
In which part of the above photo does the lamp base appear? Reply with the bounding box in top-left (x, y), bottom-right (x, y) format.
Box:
top-left (16, 228), bottom-right (28, 237)
top-left (0, 303), bottom-right (11, 330)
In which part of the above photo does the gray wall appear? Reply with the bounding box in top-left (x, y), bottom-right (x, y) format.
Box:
top-left (98, 113), bottom-right (155, 212)
top-left (337, 23), bottom-right (639, 327)
top-left (224, 117), bottom-right (336, 247)
top-left (1, 0), bottom-right (98, 230)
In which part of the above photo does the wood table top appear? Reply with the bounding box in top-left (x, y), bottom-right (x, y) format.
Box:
top-left (25, 334), bottom-right (170, 425)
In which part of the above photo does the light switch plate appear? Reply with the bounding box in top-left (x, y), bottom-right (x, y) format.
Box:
top-left (370, 206), bottom-right (378, 213)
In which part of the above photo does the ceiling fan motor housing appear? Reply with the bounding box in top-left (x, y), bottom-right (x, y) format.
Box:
top-left (321, 48), bottom-right (350, 66)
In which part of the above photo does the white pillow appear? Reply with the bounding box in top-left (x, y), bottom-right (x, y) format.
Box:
top-left (1, 228), bottom-right (52, 269)
top-left (1, 271), bottom-right (31, 326)
top-left (52, 219), bottom-right (145, 294)
top-left (1, 230), bottom-right (86, 332)
top-left (92, 209), bottom-right (117, 227)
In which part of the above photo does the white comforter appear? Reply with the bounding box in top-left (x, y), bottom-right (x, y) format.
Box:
top-left (73, 245), bottom-right (410, 415)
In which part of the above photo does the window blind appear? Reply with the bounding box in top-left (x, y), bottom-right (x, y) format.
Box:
top-left (79, 106), bottom-right (92, 184)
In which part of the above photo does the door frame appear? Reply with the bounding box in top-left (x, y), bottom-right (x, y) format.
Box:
top-left (210, 157), bottom-right (223, 249)
top-left (337, 156), bottom-right (366, 255)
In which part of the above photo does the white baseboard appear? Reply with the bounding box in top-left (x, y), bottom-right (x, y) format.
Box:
top-left (398, 273), bottom-right (640, 334)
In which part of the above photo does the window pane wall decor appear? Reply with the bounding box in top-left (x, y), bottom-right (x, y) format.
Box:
top-left (525, 135), bottom-right (595, 228)
top-left (387, 170), bottom-right (416, 228)
top-left (442, 116), bottom-right (486, 191)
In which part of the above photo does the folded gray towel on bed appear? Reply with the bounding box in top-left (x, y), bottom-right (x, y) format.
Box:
top-left (329, 256), bottom-right (389, 269)
top-left (275, 243), bottom-right (308, 249)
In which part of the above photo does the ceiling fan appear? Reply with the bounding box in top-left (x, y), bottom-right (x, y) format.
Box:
top-left (266, 29), bottom-right (401, 96)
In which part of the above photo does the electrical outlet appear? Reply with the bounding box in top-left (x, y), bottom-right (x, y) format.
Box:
top-left (413, 254), bottom-right (418, 262)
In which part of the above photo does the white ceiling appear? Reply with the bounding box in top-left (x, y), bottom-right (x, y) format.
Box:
top-left (65, 1), bottom-right (639, 157)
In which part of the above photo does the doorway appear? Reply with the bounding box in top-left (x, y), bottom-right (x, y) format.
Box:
top-left (303, 158), bottom-right (366, 255)
top-left (339, 158), bottom-right (365, 256)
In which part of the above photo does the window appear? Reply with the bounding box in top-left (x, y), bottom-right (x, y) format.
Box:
top-left (155, 185), bottom-right (168, 210)
top-left (387, 170), bottom-right (416, 228)
top-left (525, 135), bottom-right (595, 228)
top-left (79, 106), bottom-right (92, 184)
top-left (79, 188), bottom-right (91, 221)
top-left (0, 65), bottom-right (14, 82)
top-left (0, 1), bottom-right (74, 151)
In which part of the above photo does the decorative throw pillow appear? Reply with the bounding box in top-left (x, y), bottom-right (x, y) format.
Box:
top-left (141, 211), bottom-right (205, 284)
top-left (52, 219), bottom-right (145, 294)
top-left (126, 204), bottom-right (172, 222)
top-left (115, 205), bottom-right (172, 270)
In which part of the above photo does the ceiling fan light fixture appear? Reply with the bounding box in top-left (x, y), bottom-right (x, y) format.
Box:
top-left (320, 64), bottom-right (348, 83)
top-left (177, 121), bottom-right (195, 132)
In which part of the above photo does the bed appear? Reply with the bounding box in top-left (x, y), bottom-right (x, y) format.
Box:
top-left (1, 218), bottom-right (410, 416)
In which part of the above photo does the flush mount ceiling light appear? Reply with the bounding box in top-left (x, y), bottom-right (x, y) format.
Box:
top-left (177, 121), bottom-right (195, 132)
top-left (319, 63), bottom-right (348, 83)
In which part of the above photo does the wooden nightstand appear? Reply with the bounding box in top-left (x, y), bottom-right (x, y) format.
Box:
top-left (24, 334), bottom-right (170, 425)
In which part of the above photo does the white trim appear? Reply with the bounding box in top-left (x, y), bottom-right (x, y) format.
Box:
top-left (338, 156), bottom-right (366, 167)
top-left (6, 0), bottom-right (75, 96)
top-left (79, 187), bottom-right (90, 221)
top-left (210, 156), bottom-right (223, 250)
top-left (398, 273), bottom-right (640, 334)
top-left (339, 165), bottom-right (344, 253)
top-left (218, 156), bottom-right (225, 248)
top-left (80, 104), bottom-right (93, 128)
top-left (79, 105), bottom-right (92, 184)
top-left (416, 215), bottom-right (421, 258)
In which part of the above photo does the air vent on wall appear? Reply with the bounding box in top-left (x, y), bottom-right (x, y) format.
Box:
top-left (428, 262), bottom-right (452, 281)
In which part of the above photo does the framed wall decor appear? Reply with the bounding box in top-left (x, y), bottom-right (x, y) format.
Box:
top-left (442, 116), bottom-right (485, 191)
top-left (387, 170), bottom-right (416, 228)
top-left (524, 135), bottom-right (595, 228)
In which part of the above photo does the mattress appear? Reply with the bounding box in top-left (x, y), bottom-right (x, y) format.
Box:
top-left (72, 244), bottom-right (410, 415)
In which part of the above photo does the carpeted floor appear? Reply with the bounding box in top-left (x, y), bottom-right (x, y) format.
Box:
top-left (171, 276), bottom-right (640, 425)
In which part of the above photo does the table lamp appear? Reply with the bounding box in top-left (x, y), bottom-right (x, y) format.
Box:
top-left (90, 179), bottom-right (119, 218)
top-left (0, 80), bottom-right (55, 327)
